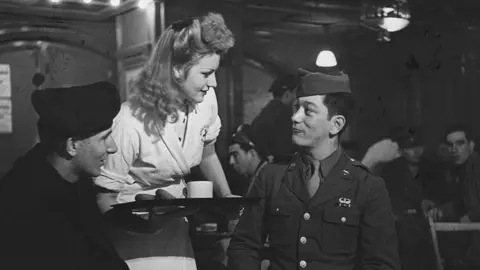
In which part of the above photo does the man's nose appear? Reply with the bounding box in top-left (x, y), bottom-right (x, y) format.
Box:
top-left (291, 110), bottom-right (302, 123)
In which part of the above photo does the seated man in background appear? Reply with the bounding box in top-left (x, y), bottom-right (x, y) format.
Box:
top-left (426, 123), bottom-right (480, 269)
top-left (228, 124), bottom-right (269, 196)
top-left (225, 124), bottom-right (272, 270)
top-left (0, 82), bottom-right (128, 270)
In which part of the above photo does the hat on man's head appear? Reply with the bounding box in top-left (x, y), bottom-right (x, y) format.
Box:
top-left (231, 124), bottom-right (257, 148)
top-left (388, 125), bottom-right (423, 149)
top-left (268, 73), bottom-right (301, 95)
top-left (31, 81), bottom-right (121, 139)
top-left (297, 68), bottom-right (351, 98)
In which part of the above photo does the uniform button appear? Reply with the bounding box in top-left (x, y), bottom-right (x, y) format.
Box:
top-left (341, 217), bottom-right (346, 223)
top-left (303, 213), bottom-right (311, 220)
top-left (300, 260), bottom-right (307, 268)
top-left (300, 236), bottom-right (307, 244)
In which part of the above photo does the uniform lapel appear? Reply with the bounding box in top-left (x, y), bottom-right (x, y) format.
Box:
top-left (282, 155), bottom-right (311, 204)
top-left (310, 152), bottom-right (356, 206)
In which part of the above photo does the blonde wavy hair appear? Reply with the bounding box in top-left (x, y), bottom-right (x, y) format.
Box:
top-left (129, 12), bottom-right (235, 135)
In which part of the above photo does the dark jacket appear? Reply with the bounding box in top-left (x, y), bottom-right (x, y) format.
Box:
top-left (379, 158), bottom-right (438, 270)
top-left (0, 144), bottom-right (129, 270)
top-left (379, 158), bottom-right (438, 216)
top-left (251, 99), bottom-right (296, 161)
top-left (436, 152), bottom-right (480, 221)
top-left (227, 151), bottom-right (400, 270)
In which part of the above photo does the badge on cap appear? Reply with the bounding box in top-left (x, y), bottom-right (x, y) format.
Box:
top-left (288, 163), bottom-right (296, 170)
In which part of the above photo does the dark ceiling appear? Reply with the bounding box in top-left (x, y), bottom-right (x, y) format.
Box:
top-left (0, 0), bottom-right (138, 21)
top-left (0, 0), bottom-right (478, 31)
top-left (1, 0), bottom-right (479, 69)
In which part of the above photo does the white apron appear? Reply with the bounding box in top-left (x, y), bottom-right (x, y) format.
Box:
top-left (95, 90), bottom-right (221, 270)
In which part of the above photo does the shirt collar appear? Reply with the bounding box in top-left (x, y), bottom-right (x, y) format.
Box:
top-left (302, 147), bottom-right (342, 179)
top-left (319, 147), bottom-right (342, 178)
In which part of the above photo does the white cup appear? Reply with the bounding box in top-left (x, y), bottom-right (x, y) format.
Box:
top-left (187, 181), bottom-right (213, 198)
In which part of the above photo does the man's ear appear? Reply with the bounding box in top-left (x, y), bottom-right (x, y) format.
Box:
top-left (329, 115), bottom-right (346, 136)
top-left (65, 138), bottom-right (80, 157)
top-left (469, 140), bottom-right (475, 152)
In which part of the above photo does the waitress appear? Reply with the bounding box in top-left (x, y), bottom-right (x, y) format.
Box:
top-left (95, 12), bottom-right (235, 270)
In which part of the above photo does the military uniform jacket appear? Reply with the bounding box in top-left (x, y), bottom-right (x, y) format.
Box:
top-left (227, 151), bottom-right (400, 270)
top-left (0, 144), bottom-right (129, 270)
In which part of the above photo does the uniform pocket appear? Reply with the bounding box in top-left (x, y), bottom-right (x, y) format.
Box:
top-left (268, 203), bottom-right (295, 245)
top-left (321, 207), bottom-right (360, 255)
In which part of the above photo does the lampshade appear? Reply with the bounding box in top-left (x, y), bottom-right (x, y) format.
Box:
top-left (379, 17), bottom-right (410, 32)
top-left (316, 50), bottom-right (337, 67)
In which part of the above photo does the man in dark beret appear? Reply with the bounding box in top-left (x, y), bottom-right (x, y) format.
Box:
top-left (0, 82), bottom-right (129, 270)
top-left (228, 69), bottom-right (400, 270)
top-left (250, 72), bottom-right (300, 163)
top-left (375, 126), bottom-right (437, 270)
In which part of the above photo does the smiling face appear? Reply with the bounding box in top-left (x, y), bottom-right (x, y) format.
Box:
top-left (177, 53), bottom-right (220, 104)
top-left (291, 95), bottom-right (346, 148)
top-left (71, 128), bottom-right (117, 177)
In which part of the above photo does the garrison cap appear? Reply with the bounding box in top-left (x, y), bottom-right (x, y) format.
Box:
top-left (297, 68), bottom-right (351, 98)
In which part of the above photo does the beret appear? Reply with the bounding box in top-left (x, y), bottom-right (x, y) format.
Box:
top-left (297, 69), bottom-right (351, 97)
top-left (388, 125), bottom-right (423, 149)
top-left (31, 81), bottom-right (121, 139)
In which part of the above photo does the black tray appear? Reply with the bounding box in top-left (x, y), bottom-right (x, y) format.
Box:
top-left (111, 197), bottom-right (260, 212)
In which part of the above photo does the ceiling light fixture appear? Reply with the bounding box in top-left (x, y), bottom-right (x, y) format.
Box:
top-left (110, 0), bottom-right (120, 7)
top-left (363, 0), bottom-right (411, 33)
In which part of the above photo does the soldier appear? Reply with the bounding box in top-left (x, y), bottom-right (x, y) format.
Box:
top-left (227, 69), bottom-right (400, 270)
top-left (228, 124), bottom-right (268, 196)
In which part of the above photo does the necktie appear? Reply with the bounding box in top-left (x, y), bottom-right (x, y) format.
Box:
top-left (307, 161), bottom-right (321, 197)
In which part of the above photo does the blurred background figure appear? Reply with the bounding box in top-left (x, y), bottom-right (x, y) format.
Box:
top-left (250, 72), bottom-right (300, 163)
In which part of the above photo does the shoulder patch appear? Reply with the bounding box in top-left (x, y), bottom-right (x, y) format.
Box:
top-left (350, 158), bottom-right (370, 172)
